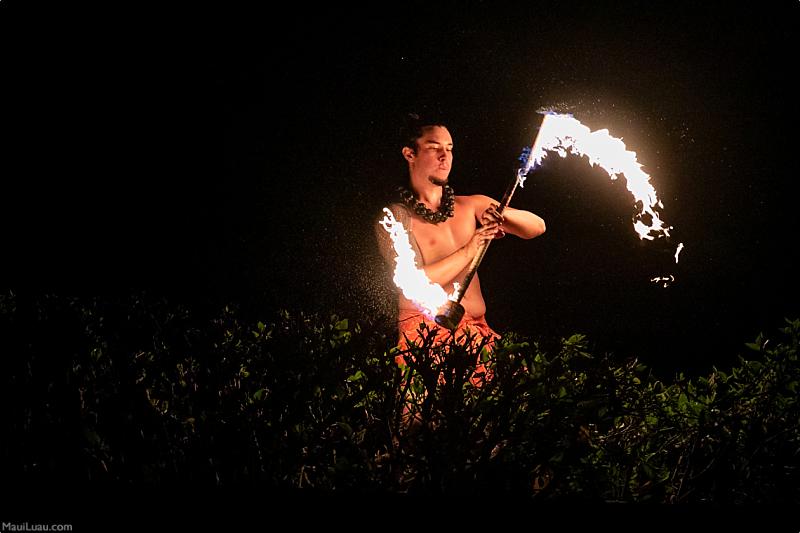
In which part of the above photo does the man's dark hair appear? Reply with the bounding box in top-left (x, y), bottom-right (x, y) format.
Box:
top-left (400, 111), bottom-right (448, 153)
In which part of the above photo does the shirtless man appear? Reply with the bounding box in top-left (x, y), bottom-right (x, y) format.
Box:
top-left (376, 115), bottom-right (546, 357)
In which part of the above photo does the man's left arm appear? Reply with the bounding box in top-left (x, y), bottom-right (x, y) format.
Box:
top-left (471, 194), bottom-right (546, 239)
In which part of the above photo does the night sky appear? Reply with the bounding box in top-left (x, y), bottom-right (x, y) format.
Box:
top-left (2, 2), bottom-right (798, 376)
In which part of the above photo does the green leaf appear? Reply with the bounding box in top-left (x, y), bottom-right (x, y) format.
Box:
top-left (346, 370), bottom-right (365, 382)
top-left (565, 334), bottom-right (586, 345)
top-left (502, 342), bottom-right (529, 353)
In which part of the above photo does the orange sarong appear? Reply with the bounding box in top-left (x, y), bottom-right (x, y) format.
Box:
top-left (395, 309), bottom-right (500, 386)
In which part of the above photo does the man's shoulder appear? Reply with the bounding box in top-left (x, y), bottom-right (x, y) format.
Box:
top-left (376, 203), bottom-right (412, 225)
top-left (384, 202), bottom-right (411, 217)
top-left (455, 194), bottom-right (485, 211)
top-left (459, 194), bottom-right (497, 213)
top-left (457, 193), bottom-right (491, 202)
top-left (455, 194), bottom-right (493, 205)
top-left (386, 201), bottom-right (409, 211)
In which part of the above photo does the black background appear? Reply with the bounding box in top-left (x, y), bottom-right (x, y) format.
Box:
top-left (2, 1), bottom-right (798, 377)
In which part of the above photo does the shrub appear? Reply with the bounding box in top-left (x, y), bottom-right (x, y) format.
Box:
top-left (1, 291), bottom-right (797, 502)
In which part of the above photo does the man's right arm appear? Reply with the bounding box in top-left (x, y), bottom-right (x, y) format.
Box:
top-left (375, 204), bottom-right (499, 286)
top-left (420, 244), bottom-right (473, 286)
top-left (421, 223), bottom-right (502, 286)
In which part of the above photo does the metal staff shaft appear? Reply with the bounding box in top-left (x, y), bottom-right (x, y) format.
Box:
top-left (434, 169), bottom-right (525, 330)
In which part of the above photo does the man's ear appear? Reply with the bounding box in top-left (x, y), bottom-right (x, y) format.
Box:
top-left (402, 146), bottom-right (415, 162)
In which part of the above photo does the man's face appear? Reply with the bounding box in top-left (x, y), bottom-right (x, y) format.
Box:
top-left (411, 126), bottom-right (453, 184)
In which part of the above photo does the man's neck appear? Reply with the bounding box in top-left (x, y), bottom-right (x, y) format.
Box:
top-left (410, 177), bottom-right (444, 208)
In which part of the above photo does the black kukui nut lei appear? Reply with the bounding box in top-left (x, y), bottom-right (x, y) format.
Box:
top-left (398, 184), bottom-right (455, 224)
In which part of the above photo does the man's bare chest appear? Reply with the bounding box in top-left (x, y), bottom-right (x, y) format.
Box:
top-left (411, 202), bottom-right (476, 264)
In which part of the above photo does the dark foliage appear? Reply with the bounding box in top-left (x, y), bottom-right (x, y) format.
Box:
top-left (1, 291), bottom-right (798, 503)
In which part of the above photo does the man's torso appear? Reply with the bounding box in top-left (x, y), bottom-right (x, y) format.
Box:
top-left (397, 195), bottom-right (487, 319)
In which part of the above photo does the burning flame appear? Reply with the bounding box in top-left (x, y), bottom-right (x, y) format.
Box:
top-left (521, 113), bottom-right (681, 248)
top-left (378, 208), bottom-right (457, 318)
top-left (674, 242), bottom-right (684, 263)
